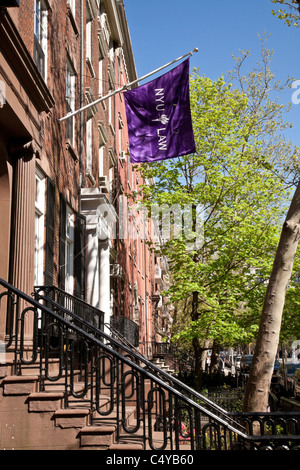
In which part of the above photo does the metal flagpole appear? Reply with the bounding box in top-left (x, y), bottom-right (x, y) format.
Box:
top-left (59, 48), bottom-right (198, 123)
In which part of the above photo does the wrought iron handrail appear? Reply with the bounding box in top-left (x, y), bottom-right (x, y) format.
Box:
top-left (1, 277), bottom-right (300, 450)
top-left (34, 285), bottom-right (104, 331)
top-left (151, 341), bottom-right (195, 372)
top-left (34, 288), bottom-right (242, 430)
top-left (105, 321), bottom-right (140, 352)
top-left (110, 315), bottom-right (139, 347)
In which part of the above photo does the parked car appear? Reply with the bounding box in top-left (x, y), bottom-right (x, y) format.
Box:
top-left (276, 362), bottom-right (300, 395)
top-left (234, 355), bottom-right (242, 369)
top-left (239, 355), bottom-right (279, 374)
top-left (273, 358), bottom-right (280, 373)
top-left (291, 368), bottom-right (300, 400)
top-left (240, 355), bottom-right (253, 373)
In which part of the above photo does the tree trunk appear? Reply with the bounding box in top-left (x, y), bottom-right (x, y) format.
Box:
top-left (191, 291), bottom-right (203, 389)
top-left (192, 337), bottom-right (203, 390)
top-left (243, 180), bottom-right (300, 412)
top-left (210, 341), bottom-right (220, 374)
top-left (200, 339), bottom-right (210, 370)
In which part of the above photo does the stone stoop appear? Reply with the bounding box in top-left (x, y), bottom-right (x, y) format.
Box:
top-left (54, 408), bottom-right (91, 429)
top-left (28, 392), bottom-right (65, 412)
top-left (109, 443), bottom-right (144, 450)
top-left (80, 425), bottom-right (117, 448)
top-left (3, 375), bottom-right (39, 395)
top-left (150, 358), bottom-right (175, 375)
top-left (79, 405), bottom-right (144, 450)
top-left (0, 374), bottom-right (145, 450)
top-left (0, 357), bottom-right (63, 379)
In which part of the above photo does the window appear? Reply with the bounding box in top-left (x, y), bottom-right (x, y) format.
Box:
top-left (99, 146), bottom-right (104, 177)
top-left (98, 121), bottom-right (108, 178)
top-left (85, 89), bottom-right (98, 173)
top-left (99, 58), bottom-right (103, 97)
top-left (108, 96), bottom-right (112, 128)
top-left (45, 178), bottom-right (55, 286)
top-left (103, 13), bottom-right (110, 45)
top-left (34, 169), bottom-right (45, 285)
top-left (97, 18), bottom-right (106, 61)
top-left (86, 117), bottom-right (92, 171)
top-left (127, 144), bottom-right (132, 189)
top-left (34, 0), bottom-right (48, 80)
top-left (68, 0), bottom-right (75, 18)
top-left (66, 58), bottom-right (76, 145)
top-left (118, 54), bottom-right (122, 89)
top-left (86, 15), bottom-right (92, 62)
top-left (86, 0), bottom-right (97, 77)
top-left (109, 148), bottom-right (116, 202)
top-left (65, 205), bottom-right (74, 294)
top-left (133, 284), bottom-right (139, 324)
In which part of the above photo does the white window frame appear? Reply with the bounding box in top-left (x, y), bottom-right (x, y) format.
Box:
top-left (66, 58), bottom-right (76, 145)
top-left (86, 117), bottom-right (93, 171)
top-left (34, 169), bottom-right (45, 286)
top-left (86, 0), bottom-right (97, 77)
top-left (99, 58), bottom-right (103, 97)
top-left (34, 0), bottom-right (48, 82)
top-left (86, 17), bottom-right (92, 62)
top-left (65, 205), bottom-right (74, 295)
top-left (68, 0), bottom-right (76, 18)
top-left (101, 13), bottom-right (110, 45)
top-left (99, 145), bottom-right (104, 177)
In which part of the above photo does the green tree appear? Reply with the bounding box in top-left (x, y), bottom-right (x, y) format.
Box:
top-left (137, 43), bottom-right (300, 391)
top-left (242, 2), bottom-right (300, 413)
top-left (243, 181), bottom-right (300, 411)
top-left (271, 0), bottom-right (300, 27)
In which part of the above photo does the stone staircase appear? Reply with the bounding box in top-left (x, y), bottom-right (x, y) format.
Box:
top-left (5, 278), bottom-right (299, 451)
top-left (150, 357), bottom-right (175, 375)
top-left (0, 362), bottom-right (144, 450)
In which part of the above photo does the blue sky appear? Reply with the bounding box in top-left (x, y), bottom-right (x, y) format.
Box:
top-left (124, 0), bottom-right (300, 148)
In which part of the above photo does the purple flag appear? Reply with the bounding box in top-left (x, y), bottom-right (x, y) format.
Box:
top-left (124, 58), bottom-right (196, 163)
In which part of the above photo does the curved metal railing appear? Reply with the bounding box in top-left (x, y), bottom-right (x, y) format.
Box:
top-left (1, 278), bottom-right (300, 450)
top-left (33, 286), bottom-right (244, 431)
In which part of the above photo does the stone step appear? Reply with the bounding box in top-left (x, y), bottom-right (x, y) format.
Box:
top-left (1, 369), bottom-right (168, 450)
top-left (109, 442), bottom-right (144, 450)
top-left (79, 406), bottom-right (137, 448)
top-left (41, 378), bottom-right (85, 394)
top-left (80, 425), bottom-right (117, 448)
top-left (92, 405), bottom-right (136, 429)
top-left (1, 357), bottom-right (64, 377)
top-left (54, 408), bottom-right (90, 429)
top-left (2, 373), bottom-right (86, 397)
top-left (28, 392), bottom-right (64, 412)
top-left (2, 375), bottom-right (39, 395)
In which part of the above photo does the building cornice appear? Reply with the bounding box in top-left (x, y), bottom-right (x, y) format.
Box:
top-left (115, 0), bottom-right (137, 85)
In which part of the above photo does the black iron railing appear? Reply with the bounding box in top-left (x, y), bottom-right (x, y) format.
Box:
top-left (34, 286), bottom-right (104, 331)
top-left (230, 411), bottom-right (300, 450)
top-left (33, 286), bottom-right (242, 431)
top-left (151, 341), bottom-right (195, 373)
top-left (1, 278), bottom-right (300, 450)
top-left (110, 315), bottom-right (139, 347)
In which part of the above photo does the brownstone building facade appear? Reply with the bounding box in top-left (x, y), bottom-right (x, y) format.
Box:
top-left (0, 0), bottom-right (171, 354)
